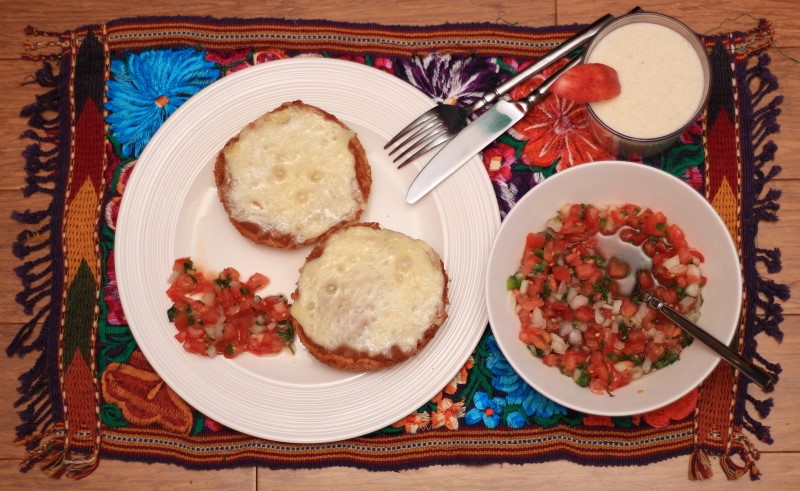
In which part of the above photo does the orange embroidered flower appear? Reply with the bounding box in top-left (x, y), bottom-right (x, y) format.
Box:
top-left (430, 397), bottom-right (466, 430)
top-left (101, 349), bottom-right (193, 434)
top-left (392, 411), bottom-right (431, 434)
top-left (508, 61), bottom-right (613, 171)
top-left (444, 356), bottom-right (474, 395)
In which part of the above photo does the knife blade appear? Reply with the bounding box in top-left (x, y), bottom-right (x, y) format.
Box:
top-left (406, 55), bottom-right (582, 204)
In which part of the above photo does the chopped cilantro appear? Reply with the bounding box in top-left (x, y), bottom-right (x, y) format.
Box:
top-left (574, 368), bottom-right (590, 387)
top-left (656, 222), bottom-right (667, 231)
top-left (225, 343), bottom-right (235, 356)
top-left (681, 334), bottom-right (695, 348)
top-left (240, 287), bottom-right (251, 294)
top-left (182, 259), bottom-right (194, 273)
top-left (599, 217), bottom-right (608, 229)
top-left (214, 274), bottom-right (233, 289)
top-left (277, 322), bottom-right (296, 354)
top-left (619, 322), bottom-right (629, 341)
top-left (534, 248), bottom-right (544, 258)
top-left (541, 281), bottom-right (552, 299)
top-left (531, 262), bottom-right (546, 275)
top-left (167, 306), bottom-right (178, 322)
top-left (653, 348), bottom-right (680, 369)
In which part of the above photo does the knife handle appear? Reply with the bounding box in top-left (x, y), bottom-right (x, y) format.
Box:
top-left (469, 6), bottom-right (643, 114)
top-left (522, 55), bottom-right (582, 105)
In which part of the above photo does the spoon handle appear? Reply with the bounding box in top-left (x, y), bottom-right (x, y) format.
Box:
top-left (642, 294), bottom-right (775, 391)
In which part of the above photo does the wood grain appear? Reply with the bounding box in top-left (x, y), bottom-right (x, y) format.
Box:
top-left (1, 0), bottom-right (797, 488)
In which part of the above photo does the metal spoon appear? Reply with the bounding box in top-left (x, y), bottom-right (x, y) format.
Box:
top-left (638, 290), bottom-right (774, 391)
top-left (596, 232), bottom-right (775, 391)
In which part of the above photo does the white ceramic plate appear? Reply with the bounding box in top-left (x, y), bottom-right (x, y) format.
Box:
top-left (485, 161), bottom-right (741, 416)
top-left (116, 58), bottom-right (500, 442)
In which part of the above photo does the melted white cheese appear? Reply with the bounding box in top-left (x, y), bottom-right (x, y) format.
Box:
top-left (223, 105), bottom-right (363, 241)
top-left (291, 226), bottom-right (446, 357)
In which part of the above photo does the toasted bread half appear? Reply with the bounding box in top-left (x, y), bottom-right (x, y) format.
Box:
top-left (290, 223), bottom-right (449, 371)
top-left (214, 101), bottom-right (371, 248)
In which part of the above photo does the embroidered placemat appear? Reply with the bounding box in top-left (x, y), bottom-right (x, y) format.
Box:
top-left (10, 16), bottom-right (787, 480)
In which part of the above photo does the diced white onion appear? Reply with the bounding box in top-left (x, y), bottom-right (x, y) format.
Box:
top-left (631, 367), bottom-right (643, 379)
top-left (559, 321), bottom-right (573, 337)
top-left (594, 307), bottom-right (605, 325)
top-left (568, 328), bottom-right (583, 346)
top-left (631, 302), bottom-right (649, 325)
top-left (550, 335), bottom-right (567, 354)
top-left (685, 283), bottom-right (700, 298)
top-left (200, 291), bottom-right (216, 306)
top-left (611, 321), bottom-right (619, 334)
top-left (547, 216), bottom-right (563, 232)
top-left (560, 203), bottom-right (573, 216)
top-left (613, 340), bottom-right (626, 351)
top-left (663, 255), bottom-right (681, 270)
top-left (532, 307), bottom-right (546, 328)
top-left (569, 294), bottom-right (589, 310)
top-left (566, 287), bottom-right (578, 303)
top-left (668, 264), bottom-right (688, 275)
top-left (687, 264), bottom-right (701, 279)
top-left (654, 330), bottom-right (666, 344)
top-left (519, 279), bottom-right (530, 295)
top-left (614, 360), bottom-right (634, 372)
top-left (680, 295), bottom-right (696, 311)
top-left (645, 327), bottom-right (657, 340)
top-left (206, 345), bottom-right (217, 358)
top-left (612, 299), bottom-right (622, 314)
top-left (249, 323), bottom-right (266, 334)
top-left (556, 281), bottom-right (568, 298)
top-left (643, 357), bottom-right (653, 374)
top-left (574, 321), bottom-right (588, 332)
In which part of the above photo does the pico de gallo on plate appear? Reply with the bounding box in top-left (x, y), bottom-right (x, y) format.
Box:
top-left (165, 257), bottom-right (295, 358)
top-left (508, 203), bottom-right (706, 394)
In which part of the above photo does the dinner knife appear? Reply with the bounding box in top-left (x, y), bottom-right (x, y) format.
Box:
top-left (406, 55), bottom-right (582, 204)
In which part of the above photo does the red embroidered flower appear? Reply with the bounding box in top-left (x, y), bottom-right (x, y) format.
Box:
top-left (633, 388), bottom-right (699, 428)
top-left (103, 250), bottom-right (127, 326)
top-left (482, 143), bottom-right (515, 184)
top-left (508, 61), bottom-right (613, 171)
top-left (254, 49), bottom-right (289, 64)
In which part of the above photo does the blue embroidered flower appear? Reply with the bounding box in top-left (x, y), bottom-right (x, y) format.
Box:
top-left (394, 54), bottom-right (504, 107)
top-left (485, 335), bottom-right (568, 420)
top-left (106, 48), bottom-right (221, 158)
top-left (465, 391), bottom-right (505, 428)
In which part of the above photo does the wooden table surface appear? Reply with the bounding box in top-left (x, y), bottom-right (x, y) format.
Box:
top-left (1, 0), bottom-right (797, 488)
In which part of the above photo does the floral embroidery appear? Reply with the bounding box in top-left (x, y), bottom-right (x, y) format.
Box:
top-left (101, 349), bottom-right (194, 434)
top-left (482, 142), bottom-right (515, 184)
top-left (206, 48), bottom-right (290, 74)
top-left (507, 61), bottom-right (613, 171)
top-left (103, 250), bottom-right (126, 326)
top-left (465, 391), bottom-right (505, 428)
top-left (394, 53), bottom-right (504, 106)
top-left (430, 395), bottom-right (466, 430)
top-left (106, 48), bottom-right (221, 158)
top-left (392, 411), bottom-right (431, 434)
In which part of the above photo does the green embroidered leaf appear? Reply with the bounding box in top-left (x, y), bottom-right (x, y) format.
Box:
top-left (100, 403), bottom-right (129, 428)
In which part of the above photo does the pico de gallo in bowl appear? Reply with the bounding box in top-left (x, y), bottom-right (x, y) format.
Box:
top-left (485, 161), bottom-right (742, 416)
top-left (509, 203), bottom-right (705, 394)
top-left (165, 257), bottom-right (295, 358)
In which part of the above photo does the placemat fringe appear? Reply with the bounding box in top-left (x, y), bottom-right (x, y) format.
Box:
top-left (9, 56), bottom-right (68, 476)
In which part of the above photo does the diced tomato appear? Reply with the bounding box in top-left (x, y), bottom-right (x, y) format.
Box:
top-left (512, 203), bottom-right (703, 394)
top-left (166, 258), bottom-right (294, 359)
top-left (607, 257), bottom-right (630, 279)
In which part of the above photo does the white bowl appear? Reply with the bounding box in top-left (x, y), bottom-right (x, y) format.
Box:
top-left (485, 161), bottom-right (741, 416)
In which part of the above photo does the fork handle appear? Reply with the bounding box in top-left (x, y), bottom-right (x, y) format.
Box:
top-left (469, 7), bottom-right (642, 113)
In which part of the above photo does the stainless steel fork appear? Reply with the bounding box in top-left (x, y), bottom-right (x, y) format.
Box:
top-left (385, 10), bottom-right (634, 169)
